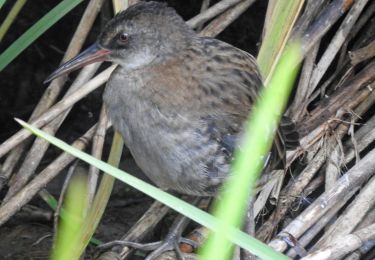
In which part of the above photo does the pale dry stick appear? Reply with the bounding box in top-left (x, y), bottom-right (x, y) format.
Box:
top-left (350, 41), bottom-right (375, 66)
top-left (288, 42), bottom-right (320, 121)
top-left (269, 170), bottom-right (284, 204)
top-left (0, 150), bottom-right (19, 191)
top-left (349, 3), bottom-right (375, 51)
top-left (281, 89), bottom-right (374, 236)
top-left (337, 2), bottom-right (374, 67)
top-left (307, 64), bottom-right (354, 108)
top-left (302, 222), bottom-right (375, 260)
top-left (254, 170), bottom-right (283, 217)
top-left (300, 0), bottom-right (355, 57)
top-left (0, 0), bottom-right (106, 182)
top-left (302, 174), bottom-right (325, 199)
top-left (349, 118), bottom-right (360, 164)
top-left (287, 93), bottom-right (375, 258)
top-left (291, 0), bottom-right (328, 39)
top-left (300, 61), bottom-right (375, 135)
top-left (95, 201), bottom-right (170, 260)
top-left (286, 124), bottom-right (325, 165)
top-left (286, 194), bottom-right (355, 258)
top-left (344, 206), bottom-right (375, 259)
top-left (88, 105), bottom-right (109, 205)
top-left (52, 161), bottom-right (78, 247)
top-left (196, 0), bottom-right (211, 31)
top-left (312, 175), bottom-right (375, 251)
top-left (325, 90), bottom-right (375, 188)
top-left (336, 1), bottom-right (375, 68)
top-left (256, 139), bottom-right (329, 242)
top-left (268, 147), bottom-right (375, 253)
top-left (345, 116), bottom-right (375, 165)
top-left (0, 124), bottom-right (98, 227)
top-left (199, 0), bottom-right (257, 37)
top-left (112, 0), bottom-right (127, 13)
top-left (186, 0), bottom-right (243, 29)
top-left (287, 84), bottom-right (374, 168)
top-left (308, 0), bottom-right (369, 95)
top-left (3, 63), bottom-right (102, 203)
top-left (325, 136), bottom-right (345, 192)
top-left (0, 65), bottom-right (115, 158)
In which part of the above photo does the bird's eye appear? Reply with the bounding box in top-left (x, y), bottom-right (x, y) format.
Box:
top-left (119, 33), bottom-right (129, 43)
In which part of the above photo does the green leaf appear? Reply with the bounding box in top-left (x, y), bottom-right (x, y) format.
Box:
top-left (0, 0), bottom-right (28, 42)
top-left (51, 174), bottom-right (89, 260)
top-left (0, 0), bottom-right (83, 71)
top-left (17, 118), bottom-right (287, 260)
top-left (0, 0), bottom-right (6, 10)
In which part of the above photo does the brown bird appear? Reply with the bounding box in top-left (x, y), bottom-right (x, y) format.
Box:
top-left (47, 1), bottom-right (298, 258)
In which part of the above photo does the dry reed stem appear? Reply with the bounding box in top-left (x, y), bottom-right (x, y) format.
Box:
top-left (312, 175), bottom-right (375, 250)
top-left (199, 0), bottom-right (256, 37)
top-left (0, 0), bottom-right (106, 188)
top-left (3, 63), bottom-right (101, 203)
top-left (88, 105), bottom-right (109, 205)
top-left (0, 125), bottom-right (97, 226)
top-left (291, 0), bottom-right (327, 39)
top-left (286, 198), bottom-right (349, 258)
top-left (300, 61), bottom-right (375, 135)
top-left (268, 147), bottom-right (375, 253)
top-left (300, 0), bottom-right (354, 56)
top-left (308, 0), bottom-right (369, 94)
top-left (350, 41), bottom-right (375, 65)
top-left (186, 0), bottom-right (243, 28)
top-left (302, 222), bottom-right (375, 260)
top-left (0, 65), bottom-right (115, 158)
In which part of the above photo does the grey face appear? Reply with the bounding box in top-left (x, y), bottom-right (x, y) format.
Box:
top-left (98, 16), bottom-right (162, 69)
top-left (97, 2), bottom-right (196, 69)
top-left (45, 2), bottom-right (196, 82)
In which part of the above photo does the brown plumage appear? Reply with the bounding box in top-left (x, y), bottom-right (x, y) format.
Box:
top-left (47, 1), bottom-right (298, 197)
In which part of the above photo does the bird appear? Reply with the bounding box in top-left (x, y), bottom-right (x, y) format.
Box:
top-left (46, 1), bottom-right (298, 258)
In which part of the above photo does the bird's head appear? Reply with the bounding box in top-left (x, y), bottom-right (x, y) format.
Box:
top-left (45, 1), bottom-right (196, 82)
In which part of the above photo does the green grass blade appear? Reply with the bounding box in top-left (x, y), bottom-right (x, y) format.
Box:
top-left (70, 132), bottom-right (123, 259)
top-left (200, 43), bottom-right (301, 260)
top-left (17, 118), bottom-right (287, 260)
top-left (0, 0), bottom-right (83, 71)
top-left (51, 174), bottom-right (89, 260)
top-left (0, 0), bottom-right (28, 42)
top-left (0, 0), bottom-right (6, 9)
top-left (38, 189), bottom-right (103, 246)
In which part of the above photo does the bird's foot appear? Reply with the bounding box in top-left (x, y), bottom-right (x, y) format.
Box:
top-left (98, 215), bottom-right (198, 260)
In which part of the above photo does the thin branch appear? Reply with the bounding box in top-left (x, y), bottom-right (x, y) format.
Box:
top-left (186, 0), bottom-right (243, 28)
top-left (269, 147), bottom-right (375, 253)
top-left (0, 65), bottom-right (115, 159)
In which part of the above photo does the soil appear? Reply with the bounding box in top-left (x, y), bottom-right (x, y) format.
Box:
top-left (0, 0), bottom-right (266, 259)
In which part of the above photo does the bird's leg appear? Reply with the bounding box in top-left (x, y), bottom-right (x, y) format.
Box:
top-left (97, 197), bottom-right (200, 260)
top-left (144, 213), bottom-right (198, 260)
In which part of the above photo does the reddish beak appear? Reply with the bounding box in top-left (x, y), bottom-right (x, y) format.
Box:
top-left (44, 43), bottom-right (111, 83)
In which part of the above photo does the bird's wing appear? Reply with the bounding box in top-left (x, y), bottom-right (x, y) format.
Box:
top-left (195, 37), bottom-right (299, 169)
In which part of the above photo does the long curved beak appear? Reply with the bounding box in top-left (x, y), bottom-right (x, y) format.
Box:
top-left (44, 43), bottom-right (111, 83)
